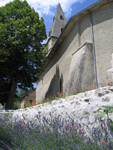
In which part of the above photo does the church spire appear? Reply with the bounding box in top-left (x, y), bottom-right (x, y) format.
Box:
top-left (46, 3), bottom-right (67, 54)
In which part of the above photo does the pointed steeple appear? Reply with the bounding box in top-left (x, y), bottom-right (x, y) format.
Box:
top-left (46, 3), bottom-right (67, 54)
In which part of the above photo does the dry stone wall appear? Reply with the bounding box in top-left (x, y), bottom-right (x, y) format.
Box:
top-left (1, 86), bottom-right (113, 141)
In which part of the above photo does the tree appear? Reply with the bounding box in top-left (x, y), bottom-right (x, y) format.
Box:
top-left (14, 87), bottom-right (34, 102)
top-left (0, 0), bottom-right (47, 109)
top-left (13, 87), bottom-right (34, 109)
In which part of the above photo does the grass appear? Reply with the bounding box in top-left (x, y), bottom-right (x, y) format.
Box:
top-left (0, 80), bottom-right (113, 150)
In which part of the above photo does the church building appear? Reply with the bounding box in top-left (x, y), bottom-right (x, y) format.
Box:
top-left (36, 0), bottom-right (113, 102)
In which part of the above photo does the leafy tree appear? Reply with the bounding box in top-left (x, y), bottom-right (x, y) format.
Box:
top-left (13, 87), bottom-right (34, 109)
top-left (0, 0), bottom-right (47, 109)
top-left (14, 87), bottom-right (34, 102)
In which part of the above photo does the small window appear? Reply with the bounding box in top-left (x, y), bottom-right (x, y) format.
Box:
top-left (61, 28), bottom-right (63, 32)
top-left (60, 15), bottom-right (64, 20)
top-left (29, 100), bottom-right (33, 104)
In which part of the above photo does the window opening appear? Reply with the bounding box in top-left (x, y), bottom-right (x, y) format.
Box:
top-left (60, 15), bottom-right (64, 20)
top-left (29, 100), bottom-right (33, 104)
top-left (61, 28), bottom-right (63, 32)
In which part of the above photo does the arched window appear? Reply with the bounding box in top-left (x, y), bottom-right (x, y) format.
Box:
top-left (61, 28), bottom-right (63, 32)
top-left (60, 15), bottom-right (64, 20)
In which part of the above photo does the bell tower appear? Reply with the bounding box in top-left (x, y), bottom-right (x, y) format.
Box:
top-left (46, 3), bottom-right (67, 55)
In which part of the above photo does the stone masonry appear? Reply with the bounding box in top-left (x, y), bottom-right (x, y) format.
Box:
top-left (2, 85), bottom-right (113, 141)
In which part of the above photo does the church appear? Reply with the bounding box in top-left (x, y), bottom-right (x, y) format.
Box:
top-left (36, 0), bottom-right (113, 102)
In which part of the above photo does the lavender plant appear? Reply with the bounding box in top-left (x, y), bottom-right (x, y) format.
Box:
top-left (1, 110), bottom-right (113, 150)
top-left (1, 75), bottom-right (113, 149)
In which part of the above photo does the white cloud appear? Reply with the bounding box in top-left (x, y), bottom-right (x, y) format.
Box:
top-left (0, 0), bottom-right (85, 18)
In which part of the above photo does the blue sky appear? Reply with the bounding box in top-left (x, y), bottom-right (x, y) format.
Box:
top-left (0, 0), bottom-right (99, 93)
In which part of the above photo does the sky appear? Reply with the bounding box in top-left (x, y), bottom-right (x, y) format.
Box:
top-left (0, 0), bottom-right (99, 94)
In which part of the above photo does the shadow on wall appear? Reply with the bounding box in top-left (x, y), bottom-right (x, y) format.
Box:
top-left (45, 65), bottom-right (63, 99)
top-left (65, 43), bottom-right (96, 96)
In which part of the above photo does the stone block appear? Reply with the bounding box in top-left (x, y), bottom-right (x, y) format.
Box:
top-left (0, 104), bottom-right (3, 110)
top-left (76, 93), bottom-right (84, 98)
top-left (65, 95), bottom-right (76, 101)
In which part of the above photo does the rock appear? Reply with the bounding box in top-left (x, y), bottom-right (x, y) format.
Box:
top-left (65, 95), bottom-right (76, 101)
top-left (6, 86), bottom-right (113, 140)
top-left (0, 104), bottom-right (3, 110)
top-left (76, 93), bottom-right (84, 98)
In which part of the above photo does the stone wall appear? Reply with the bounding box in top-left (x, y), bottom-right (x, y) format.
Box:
top-left (1, 86), bottom-right (113, 140)
top-left (47, 36), bottom-right (58, 52)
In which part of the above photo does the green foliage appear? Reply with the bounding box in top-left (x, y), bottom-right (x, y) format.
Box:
top-left (0, 0), bottom-right (47, 108)
top-left (42, 45), bottom-right (48, 55)
top-left (13, 101), bottom-right (21, 110)
top-left (15, 87), bottom-right (33, 101)
top-left (95, 106), bottom-right (113, 134)
top-left (13, 87), bottom-right (34, 109)
top-left (24, 101), bottom-right (32, 108)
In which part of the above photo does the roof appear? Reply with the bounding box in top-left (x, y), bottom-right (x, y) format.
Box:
top-left (50, 3), bottom-right (67, 37)
top-left (20, 89), bottom-right (36, 102)
top-left (36, 0), bottom-right (113, 78)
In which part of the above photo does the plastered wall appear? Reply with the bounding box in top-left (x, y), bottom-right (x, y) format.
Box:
top-left (36, 2), bottom-right (113, 102)
top-left (92, 3), bottom-right (113, 87)
top-left (20, 90), bottom-right (36, 108)
top-left (36, 23), bottom-right (79, 102)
